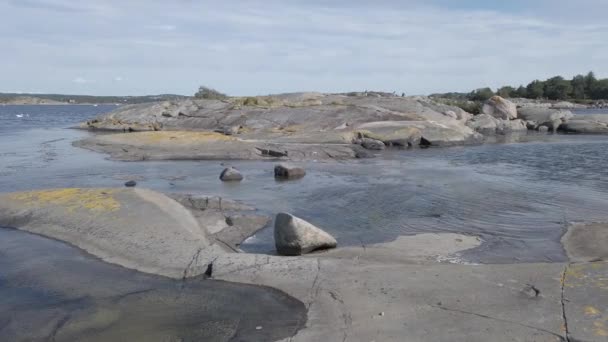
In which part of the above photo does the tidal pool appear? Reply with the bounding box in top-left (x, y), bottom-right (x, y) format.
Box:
top-left (0, 227), bottom-right (306, 342)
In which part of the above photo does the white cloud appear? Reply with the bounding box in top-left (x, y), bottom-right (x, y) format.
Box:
top-left (72, 77), bottom-right (91, 84)
top-left (1, 1), bottom-right (607, 95)
top-left (113, 76), bottom-right (123, 82)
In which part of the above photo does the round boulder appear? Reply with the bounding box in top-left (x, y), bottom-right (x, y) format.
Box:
top-left (274, 164), bottom-right (306, 180)
top-left (274, 213), bottom-right (337, 255)
top-left (220, 167), bottom-right (244, 182)
top-left (482, 96), bottom-right (518, 120)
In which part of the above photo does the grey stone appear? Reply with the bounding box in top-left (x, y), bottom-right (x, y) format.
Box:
top-left (482, 96), bottom-right (518, 120)
top-left (124, 180), bottom-right (137, 187)
top-left (274, 213), bottom-right (337, 255)
top-left (220, 167), bottom-right (243, 182)
top-left (360, 138), bottom-right (386, 150)
top-left (517, 107), bottom-right (573, 132)
top-left (560, 120), bottom-right (608, 134)
top-left (274, 164), bottom-right (306, 179)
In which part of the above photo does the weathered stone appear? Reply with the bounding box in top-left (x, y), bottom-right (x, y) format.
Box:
top-left (360, 138), bottom-right (386, 150)
top-left (219, 167), bottom-right (243, 182)
top-left (560, 119), bottom-right (608, 134)
top-left (274, 164), bottom-right (306, 179)
top-left (274, 213), bottom-right (337, 255)
top-left (482, 96), bottom-right (518, 120)
top-left (124, 180), bottom-right (137, 187)
top-left (517, 107), bottom-right (573, 132)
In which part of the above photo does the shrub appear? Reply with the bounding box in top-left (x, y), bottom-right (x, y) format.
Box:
top-left (194, 86), bottom-right (228, 100)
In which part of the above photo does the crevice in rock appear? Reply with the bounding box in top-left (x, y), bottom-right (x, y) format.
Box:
top-left (430, 305), bottom-right (566, 341)
top-left (182, 247), bottom-right (203, 280)
top-left (561, 265), bottom-right (570, 342)
top-left (49, 314), bottom-right (71, 342)
top-left (307, 259), bottom-right (322, 310)
top-left (112, 288), bottom-right (155, 302)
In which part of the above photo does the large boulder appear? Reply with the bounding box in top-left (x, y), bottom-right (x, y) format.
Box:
top-left (466, 114), bottom-right (499, 134)
top-left (560, 120), bottom-right (608, 134)
top-left (274, 164), bottom-right (306, 179)
top-left (220, 167), bottom-right (243, 182)
top-left (466, 115), bottom-right (527, 135)
top-left (482, 96), bottom-right (518, 120)
top-left (517, 107), bottom-right (573, 132)
top-left (274, 213), bottom-right (337, 255)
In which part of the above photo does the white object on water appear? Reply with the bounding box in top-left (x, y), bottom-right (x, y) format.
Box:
top-left (16, 114), bottom-right (24, 118)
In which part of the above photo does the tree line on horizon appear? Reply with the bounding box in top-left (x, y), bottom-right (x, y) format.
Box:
top-left (436, 72), bottom-right (608, 103)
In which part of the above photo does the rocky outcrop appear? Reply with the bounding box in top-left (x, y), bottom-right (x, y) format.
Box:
top-left (220, 167), bottom-right (243, 182)
top-left (517, 107), bottom-right (573, 132)
top-left (466, 114), bottom-right (528, 135)
top-left (75, 93), bottom-right (484, 160)
top-left (274, 213), bottom-right (337, 255)
top-left (274, 164), bottom-right (306, 179)
top-left (560, 114), bottom-right (608, 134)
top-left (482, 96), bottom-right (518, 120)
top-left (0, 188), bottom-right (223, 278)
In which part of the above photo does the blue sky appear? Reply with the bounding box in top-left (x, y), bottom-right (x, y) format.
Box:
top-left (1, 0), bottom-right (607, 96)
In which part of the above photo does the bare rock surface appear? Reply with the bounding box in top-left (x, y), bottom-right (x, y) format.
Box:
top-left (76, 94), bottom-right (483, 160)
top-left (517, 107), bottom-right (573, 132)
top-left (0, 188), bottom-right (222, 278)
top-left (562, 223), bottom-right (608, 262)
top-left (482, 96), bottom-right (518, 120)
top-left (3, 188), bottom-right (608, 341)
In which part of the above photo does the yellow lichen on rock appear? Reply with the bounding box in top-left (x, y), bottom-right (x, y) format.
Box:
top-left (105, 131), bottom-right (236, 145)
top-left (9, 188), bottom-right (121, 213)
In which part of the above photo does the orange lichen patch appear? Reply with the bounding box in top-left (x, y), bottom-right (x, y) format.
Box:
top-left (104, 131), bottom-right (236, 145)
top-left (9, 188), bottom-right (121, 213)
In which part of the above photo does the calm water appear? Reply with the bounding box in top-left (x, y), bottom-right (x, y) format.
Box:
top-left (2, 106), bottom-right (608, 264)
top-left (0, 227), bottom-right (305, 342)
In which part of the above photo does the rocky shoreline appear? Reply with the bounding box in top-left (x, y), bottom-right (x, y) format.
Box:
top-left (1, 186), bottom-right (608, 341)
top-left (74, 93), bottom-right (608, 162)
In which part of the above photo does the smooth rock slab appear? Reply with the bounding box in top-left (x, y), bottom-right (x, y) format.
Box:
top-left (274, 213), bottom-right (337, 255)
top-left (0, 188), bottom-right (222, 278)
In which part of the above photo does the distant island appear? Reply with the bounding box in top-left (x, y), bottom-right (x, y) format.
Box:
top-left (0, 93), bottom-right (188, 105)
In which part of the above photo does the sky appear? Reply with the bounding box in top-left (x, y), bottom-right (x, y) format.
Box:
top-left (1, 0), bottom-right (607, 96)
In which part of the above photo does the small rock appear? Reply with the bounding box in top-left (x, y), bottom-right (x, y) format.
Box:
top-left (220, 167), bottom-right (243, 182)
top-left (360, 138), bottom-right (386, 150)
top-left (274, 213), bottom-right (337, 255)
top-left (124, 180), bottom-right (137, 187)
top-left (274, 164), bottom-right (306, 180)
